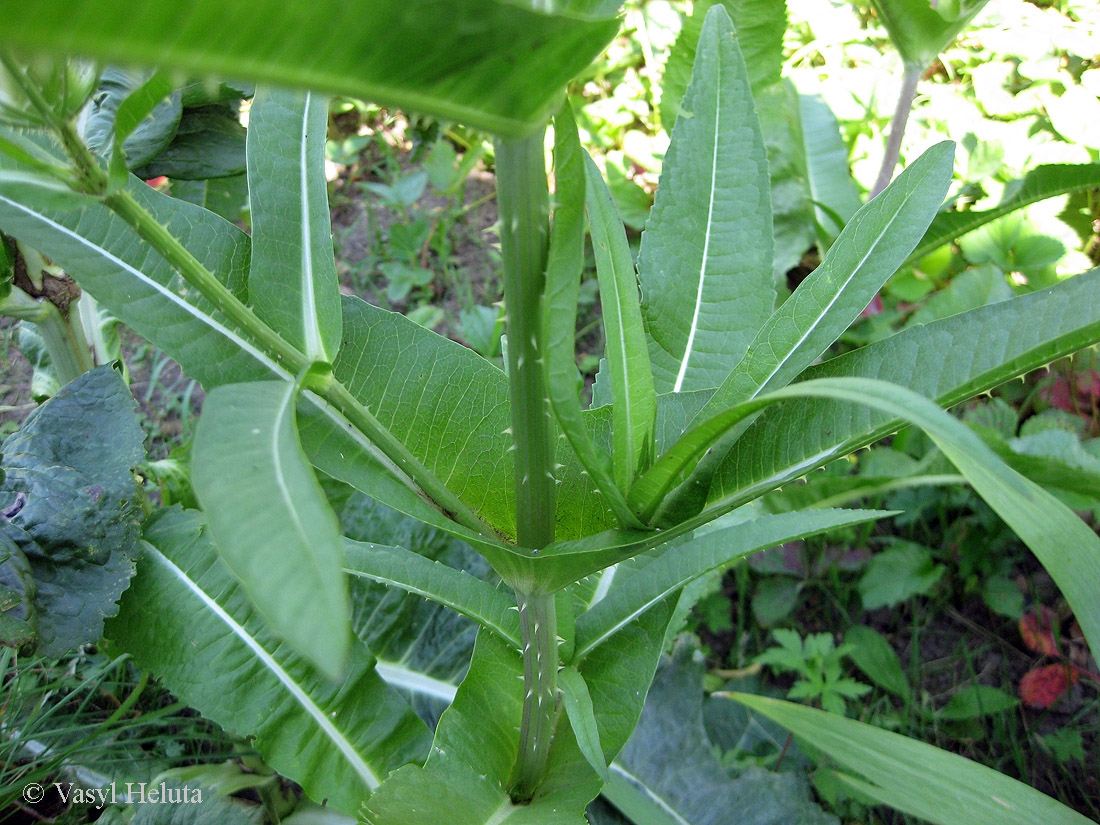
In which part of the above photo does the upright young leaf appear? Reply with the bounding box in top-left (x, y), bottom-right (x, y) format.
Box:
top-left (543, 107), bottom-right (640, 528)
top-left (247, 87), bottom-right (342, 362)
top-left (109, 509), bottom-right (431, 815)
top-left (694, 141), bottom-right (954, 426)
top-left (584, 153), bottom-right (656, 489)
top-left (192, 380), bottom-right (351, 678)
top-left (730, 694), bottom-right (1091, 825)
top-left (640, 5), bottom-right (775, 394)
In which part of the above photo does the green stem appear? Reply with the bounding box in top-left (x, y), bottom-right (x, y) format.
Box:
top-left (512, 591), bottom-right (558, 801)
top-left (5, 52), bottom-right (497, 539)
top-left (0, 286), bottom-right (91, 384)
top-left (108, 187), bottom-right (494, 536)
top-left (496, 133), bottom-right (559, 800)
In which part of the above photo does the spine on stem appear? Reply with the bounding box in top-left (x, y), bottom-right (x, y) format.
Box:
top-left (495, 132), bottom-right (559, 801)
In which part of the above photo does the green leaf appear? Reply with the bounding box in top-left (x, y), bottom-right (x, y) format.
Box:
top-left (939, 685), bottom-right (1018, 720)
top-left (640, 5), bottom-right (775, 394)
top-left (343, 540), bottom-right (520, 646)
top-left (0, 149), bottom-right (520, 572)
top-left (706, 267), bottom-right (1100, 521)
top-left (908, 163), bottom-right (1100, 265)
top-left (136, 103), bottom-right (247, 181)
top-left (108, 508), bottom-right (432, 815)
top-left (869, 0), bottom-right (991, 68)
top-left (192, 380), bottom-right (351, 678)
top-left (0, 520), bottom-right (37, 648)
top-left (340, 494), bottom-right (484, 727)
top-left (364, 631), bottom-right (598, 825)
top-left (0, 365), bottom-right (144, 654)
top-left (0, 169), bottom-right (96, 210)
top-left (584, 152), bottom-right (656, 488)
top-left (543, 106), bottom-right (637, 529)
top-left (605, 638), bottom-right (836, 825)
top-left (559, 666), bottom-right (609, 782)
top-left (107, 70), bottom-right (175, 189)
top-left (728, 693), bottom-right (1092, 825)
top-left (857, 541), bottom-right (944, 610)
top-left (82, 69), bottom-right (181, 173)
top-left (2, 0), bottom-right (620, 137)
top-left (130, 781), bottom-right (252, 825)
top-left (798, 92), bottom-right (862, 247)
top-left (843, 625), bottom-right (911, 701)
top-left (247, 87), bottom-right (342, 362)
top-left (170, 174), bottom-right (248, 222)
top-left (573, 509), bottom-right (887, 660)
top-left (694, 141), bottom-right (955, 426)
top-left (660, 0), bottom-right (788, 127)
top-left (736, 377), bottom-right (1100, 657)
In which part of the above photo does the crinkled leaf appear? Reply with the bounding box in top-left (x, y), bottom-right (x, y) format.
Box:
top-left (0, 365), bottom-right (143, 654)
top-left (0, 531), bottom-right (37, 648)
top-left (136, 103), bottom-right (247, 181)
top-left (192, 380), bottom-right (351, 678)
top-left (81, 68), bottom-right (181, 171)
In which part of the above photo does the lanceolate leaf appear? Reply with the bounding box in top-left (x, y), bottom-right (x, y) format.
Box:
top-left (907, 162), bottom-right (1100, 265)
top-left (109, 509), bottom-right (432, 815)
top-left (706, 267), bottom-right (1100, 512)
top-left (696, 376), bottom-right (1100, 656)
top-left (640, 5), bottom-right (775, 395)
top-left (558, 667), bottom-right (610, 782)
top-left (0, 0), bottom-right (620, 137)
top-left (695, 141), bottom-right (955, 425)
top-left (192, 380), bottom-right (351, 678)
top-left (730, 694), bottom-right (1092, 825)
top-left (584, 152), bottom-right (656, 489)
top-left (572, 509), bottom-right (887, 660)
top-left (542, 105), bottom-right (637, 529)
top-left (247, 87), bottom-right (342, 362)
top-left (343, 540), bottom-right (520, 646)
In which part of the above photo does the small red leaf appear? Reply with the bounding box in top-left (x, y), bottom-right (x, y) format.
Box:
top-left (1019, 664), bottom-right (1078, 709)
top-left (1019, 607), bottom-right (1059, 656)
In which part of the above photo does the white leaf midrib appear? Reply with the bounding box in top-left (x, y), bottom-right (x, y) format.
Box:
top-left (673, 45), bottom-right (723, 395)
top-left (148, 545), bottom-right (381, 789)
top-left (298, 91), bottom-right (326, 359)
